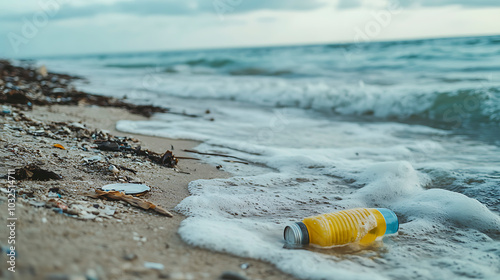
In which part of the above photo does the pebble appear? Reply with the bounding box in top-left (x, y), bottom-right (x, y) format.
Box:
top-left (85, 268), bottom-right (99, 280)
top-left (69, 122), bottom-right (86, 129)
top-left (143, 261), bottom-right (164, 270)
top-left (132, 235), bottom-right (147, 242)
top-left (52, 88), bottom-right (66, 94)
top-left (109, 165), bottom-right (119, 174)
top-left (123, 253), bottom-right (137, 261)
top-left (28, 201), bottom-right (46, 207)
top-left (167, 272), bottom-right (195, 280)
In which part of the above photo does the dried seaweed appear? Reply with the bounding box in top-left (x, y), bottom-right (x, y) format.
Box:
top-left (13, 164), bottom-right (62, 181)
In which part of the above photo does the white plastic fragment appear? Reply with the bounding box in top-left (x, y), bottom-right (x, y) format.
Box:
top-left (101, 183), bottom-right (150, 195)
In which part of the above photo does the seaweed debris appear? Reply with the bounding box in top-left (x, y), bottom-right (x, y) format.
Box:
top-left (0, 59), bottom-right (167, 117)
top-left (12, 164), bottom-right (62, 181)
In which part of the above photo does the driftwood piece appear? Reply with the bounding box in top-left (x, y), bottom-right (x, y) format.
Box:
top-left (90, 190), bottom-right (173, 217)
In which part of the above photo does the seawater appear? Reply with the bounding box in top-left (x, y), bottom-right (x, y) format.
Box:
top-left (39, 35), bottom-right (500, 280)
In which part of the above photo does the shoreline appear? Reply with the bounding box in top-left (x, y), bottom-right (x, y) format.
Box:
top-left (0, 61), bottom-right (294, 280)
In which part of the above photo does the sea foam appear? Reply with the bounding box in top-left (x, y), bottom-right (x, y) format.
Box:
top-left (115, 107), bottom-right (500, 279)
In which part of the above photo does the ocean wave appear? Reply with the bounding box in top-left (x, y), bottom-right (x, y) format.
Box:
top-left (146, 74), bottom-right (500, 129)
top-left (184, 58), bottom-right (234, 68)
top-left (422, 88), bottom-right (500, 125)
top-left (103, 58), bottom-right (235, 70)
top-left (229, 67), bottom-right (293, 76)
top-left (104, 63), bottom-right (158, 68)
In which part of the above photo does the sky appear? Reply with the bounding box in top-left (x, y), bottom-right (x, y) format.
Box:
top-left (1, 0), bottom-right (499, 58)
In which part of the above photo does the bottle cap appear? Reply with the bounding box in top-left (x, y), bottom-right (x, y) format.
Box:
top-left (284, 222), bottom-right (310, 245)
top-left (375, 208), bottom-right (399, 235)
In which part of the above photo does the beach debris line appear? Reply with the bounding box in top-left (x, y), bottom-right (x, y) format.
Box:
top-left (90, 190), bottom-right (173, 217)
top-left (94, 137), bottom-right (180, 168)
top-left (9, 164), bottom-right (62, 181)
top-left (24, 195), bottom-right (119, 221)
top-left (101, 183), bottom-right (150, 195)
top-left (0, 60), bottom-right (168, 118)
top-left (3, 105), bottom-right (183, 171)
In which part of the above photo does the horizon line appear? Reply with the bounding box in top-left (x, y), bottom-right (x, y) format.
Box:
top-left (12, 32), bottom-right (500, 60)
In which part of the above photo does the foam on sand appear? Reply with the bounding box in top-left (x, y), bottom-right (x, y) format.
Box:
top-left (175, 161), bottom-right (500, 280)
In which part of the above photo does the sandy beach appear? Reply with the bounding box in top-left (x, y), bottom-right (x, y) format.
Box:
top-left (0, 62), bottom-right (294, 280)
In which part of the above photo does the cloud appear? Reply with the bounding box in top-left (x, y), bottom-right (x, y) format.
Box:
top-left (336, 0), bottom-right (500, 9)
top-left (1, 0), bottom-right (326, 21)
top-left (336, 0), bottom-right (363, 9)
top-left (411, 0), bottom-right (500, 7)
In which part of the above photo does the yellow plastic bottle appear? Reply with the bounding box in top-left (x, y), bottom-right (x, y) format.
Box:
top-left (284, 208), bottom-right (398, 247)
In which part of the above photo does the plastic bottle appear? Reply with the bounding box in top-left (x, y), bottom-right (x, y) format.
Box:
top-left (284, 208), bottom-right (398, 247)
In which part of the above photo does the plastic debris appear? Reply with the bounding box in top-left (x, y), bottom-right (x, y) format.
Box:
top-left (1, 105), bottom-right (11, 115)
top-left (90, 190), bottom-right (173, 217)
top-left (53, 144), bottom-right (66, 150)
top-left (101, 183), bottom-right (150, 195)
top-left (48, 192), bottom-right (62, 198)
top-left (284, 208), bottom-right (399, 247)
top-left (46, 199), bottom-right (68, 211)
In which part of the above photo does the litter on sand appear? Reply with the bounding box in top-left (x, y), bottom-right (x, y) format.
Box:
top-left (90, 190), bottom-right (173, 217)
top-left (101, 183), bottom-right (150, 195)
top-left (53, 144), bottom-right (66, 150)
